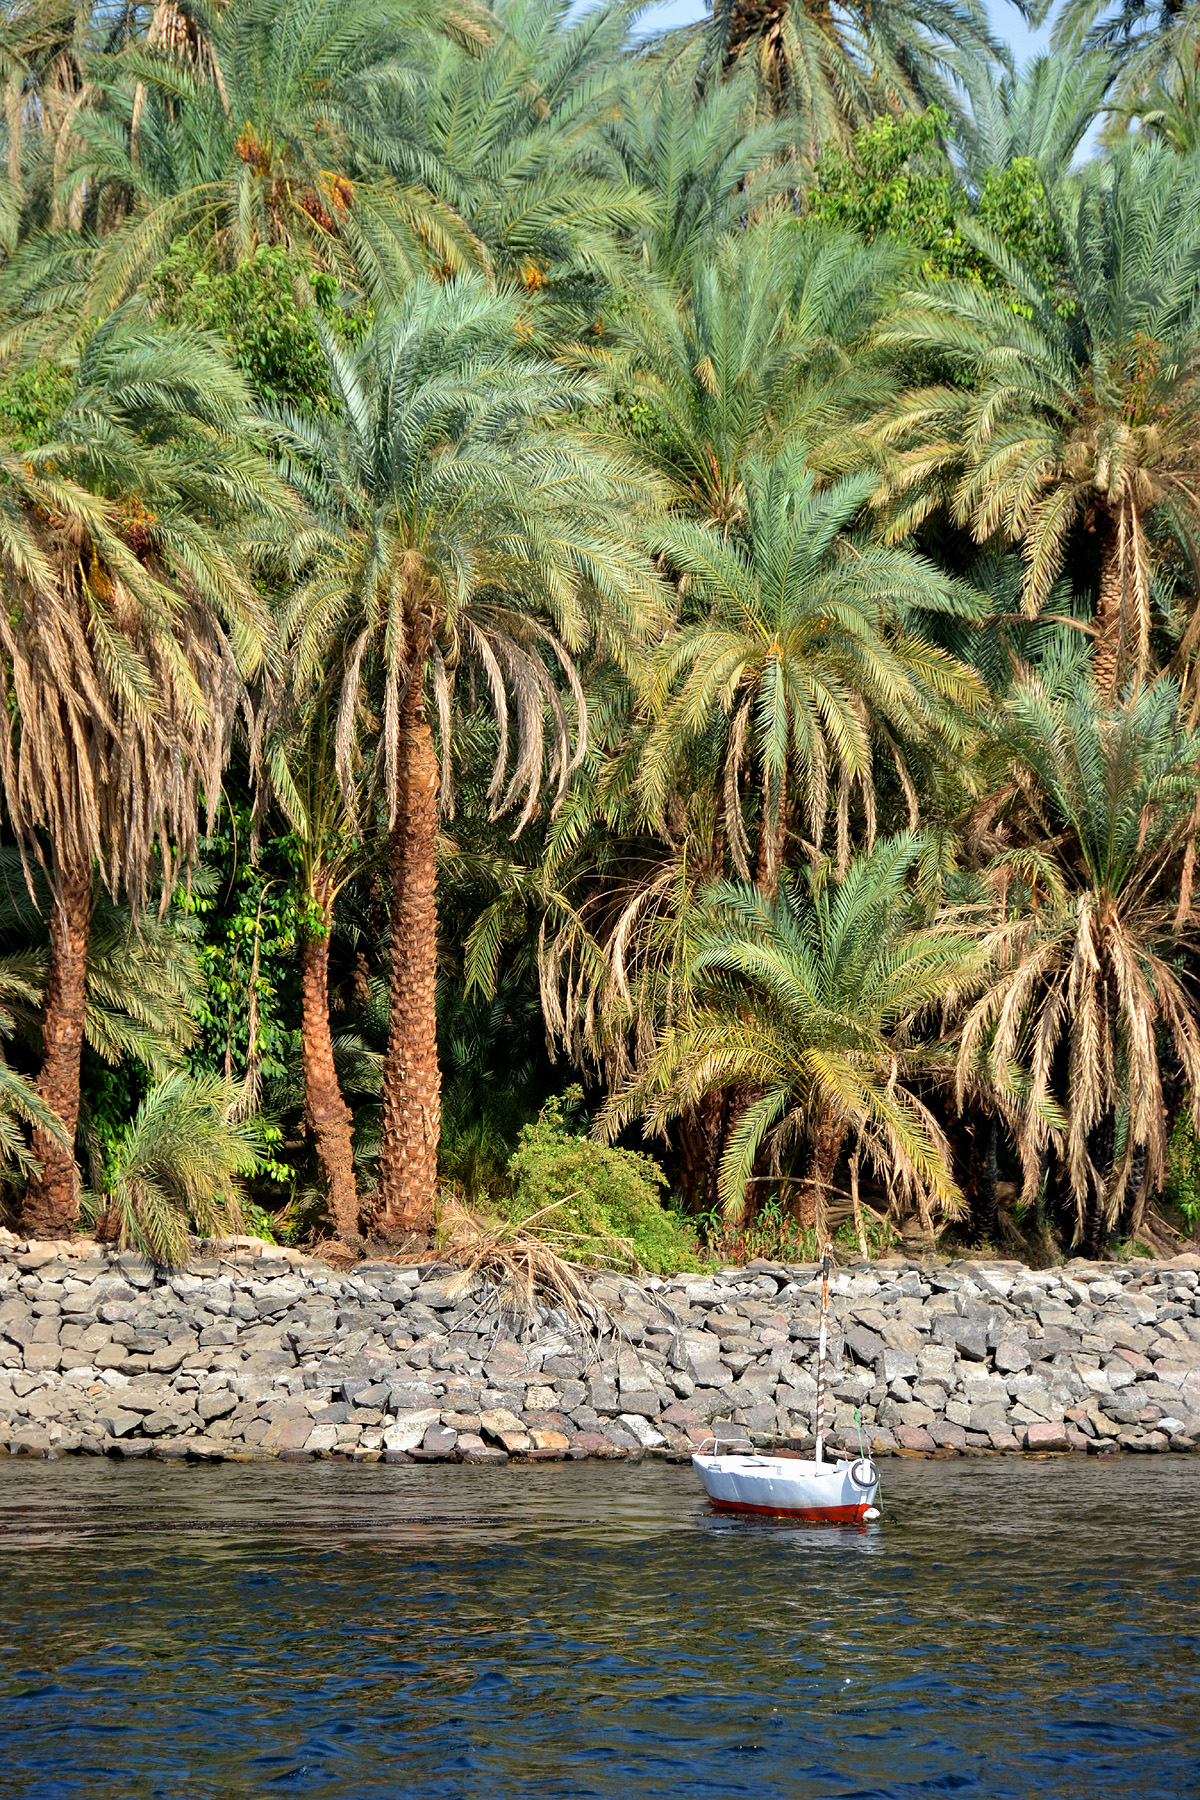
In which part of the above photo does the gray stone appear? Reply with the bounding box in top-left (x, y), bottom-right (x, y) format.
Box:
top-left (197, 1391), bottom-right (238, 1424)
top-left (586, 1377), bottom-right (621, 1416)
top-left (844, 1326), bottom-right (885, 1367)
top-left (994, 1338), bottom-right (1031, 1374)
top-left (98, 1408), bottom-right (142, 1438)
top-left (879, 1347), bottom-right (919, 1383)
top-left (421, 1423), bottom-right (458, 1457)
top-left (619, 1413), bottom-right (667, 1448)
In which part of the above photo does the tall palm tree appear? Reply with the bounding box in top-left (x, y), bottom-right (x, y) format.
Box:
top-left (957, 668), bottom-right (1200, 1254)
top-left (0, 318), bottom-right (285, 1235)
top-left (587, 54), bottom-right (798, 284)
top-left (602, 833), bottom-right (983, 1233)
top-left (273, 276), bottom-right (662, 1235)
top-left (265, 693), bottom-right (371, 1241)
top-left (0, 848), bottom-right (206, 1080)
top-left (640, 447), bottom-right (984, 895)
top-left (955, 47), bottom-right (1109, 182)
top-left (372, 0), bottom-right (652, 316)
top-left (874, 142), bottom-right (1200, 699)
top-left (73, 0), bottom-right (475, 316)
top-left (698, 0), bottom-right (998, 157)
top-left (0, 0), bottom-right (115, 227)
top-left (1114, 47), bottom-right (1200, 153)
top-left (1050, 0), bottom-right (1198, 122)
top-left (586, 217), bottom-right (904, 527)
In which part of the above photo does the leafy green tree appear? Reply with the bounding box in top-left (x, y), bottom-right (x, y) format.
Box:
top-left (503, 1085), bottom-right (701, 1273)
top-left (808, 106), bottom-right (1060, 290)
top-left (150, 242), bottom-right (353, 408)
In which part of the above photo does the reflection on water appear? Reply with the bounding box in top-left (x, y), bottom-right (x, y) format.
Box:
top-left (0, 1455), bottom-right (1197, 1799)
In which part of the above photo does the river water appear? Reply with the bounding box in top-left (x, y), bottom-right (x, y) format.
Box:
top-left (0, 1454), bottom-right (1196, 1799)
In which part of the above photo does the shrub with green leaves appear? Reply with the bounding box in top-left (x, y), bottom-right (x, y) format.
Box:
top-left (501, 1087), bottom-right (705, 1275)
top-left (807, 108), bottom-right (1059, 292)
top-left (1166, 1113), bottom-right (1200, 1237)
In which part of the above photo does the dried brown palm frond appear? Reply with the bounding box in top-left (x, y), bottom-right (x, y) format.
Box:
top-left (431, 1195), bottom-right (619, 1340)
top-left (953, 671), bottom-right (1200, 1250)
top-left (0, 322), bottom-right (285, 912)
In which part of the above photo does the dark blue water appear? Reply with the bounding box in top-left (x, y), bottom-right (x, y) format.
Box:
top-left (0, 1454), bottom-right (1196, 1799)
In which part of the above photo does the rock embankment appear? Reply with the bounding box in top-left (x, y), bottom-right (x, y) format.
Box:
top-left (2, 1231), bottom-right (1200, 1462)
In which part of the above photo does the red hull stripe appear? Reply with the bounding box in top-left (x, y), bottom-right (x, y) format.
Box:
top-left (707, 1497), bottom-right (872, 1521)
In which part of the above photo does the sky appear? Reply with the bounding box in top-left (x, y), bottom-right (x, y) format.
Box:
top-left (636, 0), bottom-right (1052, 68)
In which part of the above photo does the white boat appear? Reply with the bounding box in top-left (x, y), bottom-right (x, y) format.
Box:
top-left (692, 1447), bottom-right (880, 1522)
top-left (692, 1240), bottom-right (882, 1524)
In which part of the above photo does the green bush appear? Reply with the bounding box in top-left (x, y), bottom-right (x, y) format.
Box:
top-left (500, 1086), bottom-right (706, 1275)
top-left (1165, 1111), bottom-right (1200, 1236)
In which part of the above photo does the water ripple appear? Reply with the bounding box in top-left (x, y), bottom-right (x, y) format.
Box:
top-left (0, 1456), bottom-right (1197, 1799)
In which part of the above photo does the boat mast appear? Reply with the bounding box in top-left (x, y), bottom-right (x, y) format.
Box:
top-left (814, 1240), bottom-right (832, 1466)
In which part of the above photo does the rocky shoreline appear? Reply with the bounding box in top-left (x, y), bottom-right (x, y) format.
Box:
top-left (2, 1230), bottom-right (1200, 1463)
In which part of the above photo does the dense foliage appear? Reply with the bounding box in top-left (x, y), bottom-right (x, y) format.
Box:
top-left (0, 0), bottom-right (1199, 1268)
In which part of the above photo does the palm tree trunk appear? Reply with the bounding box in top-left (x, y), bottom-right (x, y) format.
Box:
top-left (969, 1113), bottom-right (999, 1245)
top-left (800, 1116), bottom-right (843, 1237)
top-left (21, 862), bottom-right (92, 1239)
top-left (1093, 516), bottom-right (1124, 700)
top-left (378, 674), bottom-right (441, 1236)
top-left (300, 898), bottom-right (359, 1243)
top-left (755, 766), bottom-right (788, 900)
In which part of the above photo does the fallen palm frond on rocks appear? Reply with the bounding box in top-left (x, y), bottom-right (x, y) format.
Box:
top-left (430, 1195), bottom-right (626, 1338)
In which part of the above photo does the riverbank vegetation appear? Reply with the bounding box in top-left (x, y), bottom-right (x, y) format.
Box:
top-left (1, 0), bottom-right (1200, 1269)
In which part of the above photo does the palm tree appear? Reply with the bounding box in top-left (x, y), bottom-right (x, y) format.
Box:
top-left (640, 447), bottom-right (983, 896)
top-left (1114, 48), bottom-right (1200, 153)
top-left (372, 0), bottom-right (653, 315)
top-left (95, 1069), bottom-right (257, 1265)
top-left (698, 0), bottom-right (998, 156)
top-left (602, 833), bottom-right (983, 1234)
top-left (957, 668), bottom-right (1200, 1255)
top-left (1050, 0), bottom-right (1198, 122)
top-left (0, 948), bottom-right (65, 1205)
top-left (73, 0), bottom-right (475, 316)
top-left (0, 847), bottom-right (206, 1081)
top-left (273, 276), bottom-right (662, 1235)
top-left (0, 318), bottom-right (285, 1236)
top-left (265, 693), bottom-right (371, 1242)
top-left (0, 0), bottom-right (114, 228)
top-left (586, 217), bottom-right (904, 527)
top-left (955, 47), bottom-right (1109, 182)
top-left (587, 54), bottom-right (798, 284)
top-left (875, 141), bottom-right (1200, 699)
